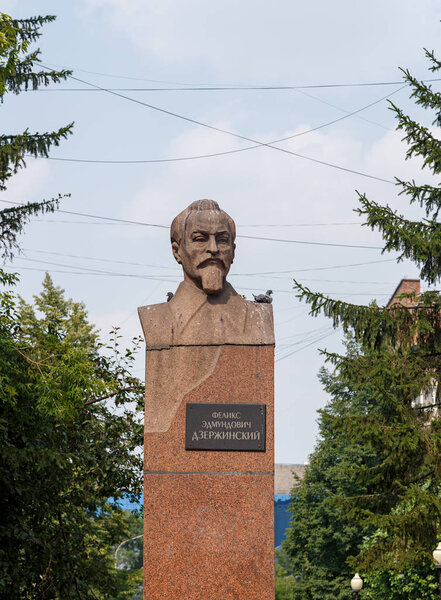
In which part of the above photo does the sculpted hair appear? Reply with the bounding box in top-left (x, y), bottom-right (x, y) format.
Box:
top-left (170, 199), bottom-right (236, 244)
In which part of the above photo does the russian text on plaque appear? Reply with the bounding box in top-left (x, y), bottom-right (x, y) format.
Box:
top-left (185, 403), bottom-right (266, 451)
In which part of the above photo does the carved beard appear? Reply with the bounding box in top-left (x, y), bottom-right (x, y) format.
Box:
top-left (199, 263), bottom-right (225, 295)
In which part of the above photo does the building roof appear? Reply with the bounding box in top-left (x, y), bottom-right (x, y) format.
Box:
top-left (386, 278), bottom-right (420, 308)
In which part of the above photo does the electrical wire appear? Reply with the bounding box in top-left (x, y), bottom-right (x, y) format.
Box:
top-left (20, 248), bottom-right (394, 284)
top-left (35, 65), bottom-right (403, 179)
top-left (237, 233), bottom-right (382, 249)
top-left (275, 330), bottom-right (337, 362)
top-left (6, 261), bottom-right (391, 296)
top-left (40, 62), bottom-right (441, 89)
top-left (35, 217), bottom-right (362, 227)
top-left (22, 247), bottom-right (179, 271)
top-left (276, 326), bottom-right (334, 352)
top-left (15, 257), bottom-right (180, 282)
top-left (38, 85), bottom-right (404, 165)
top-left (294, 88), bottom-right (391, 132)
top-left (14, 241), bottom-right (399, 277)
top-left (0, 199), bottom-right (386, 250)
top-left (19, 248), bottom-right (393, 285)
top-left (232, 258), bottom-right (397, 275)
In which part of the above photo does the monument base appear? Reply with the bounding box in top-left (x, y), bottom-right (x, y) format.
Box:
top-left (143, 345), bottom-right (274, 600)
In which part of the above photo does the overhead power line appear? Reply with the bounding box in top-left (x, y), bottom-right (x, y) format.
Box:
top-left (20, 248), bottom-right (393, 284)
top-left (36, 218), bottom-right (362, 227)
top-left (295, 88), bottom-right (391, 132)
top-left (232, 258), bottom-right (398, 275)
top-left (37, 64), bottom-right (395, 183)
top-left (38, 86), bottom-right (405, 167)
top-left (0, 198), bottom-right (384, 250)
top-left (29, 84), bottom-right (415, 92)
top-left (275, 330), bottom-right (337, 362)
top-left (22, 248), bottom-right (178, 271)
top-left (5, 262), bottom-right (392, 297)
top-left (238, 233), bottom-right (382, 250)
top-left (41, 62), bottom-right (441, 89)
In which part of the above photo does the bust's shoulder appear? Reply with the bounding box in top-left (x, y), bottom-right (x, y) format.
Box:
top-left (138, 302), bottom-right (173, 348)
top-left (242, 299), bottom-right (274, 344)
top-left (138, 301), bottom-right (170, 320)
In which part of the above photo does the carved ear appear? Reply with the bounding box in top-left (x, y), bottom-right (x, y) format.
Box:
top-left (171, 241), bottom-right (182, 264)
top-left (231, 242), bottom-right (236, 264)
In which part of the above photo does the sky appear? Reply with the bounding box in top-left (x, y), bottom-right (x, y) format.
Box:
top-left (2, 1), bottom-right (441, 463)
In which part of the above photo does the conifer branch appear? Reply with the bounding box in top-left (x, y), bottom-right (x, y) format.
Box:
top-left (293, 279), bottom-right (419, 349)
top-left (396, 178), bottom-right (441, 218)
top-left (357, 195), bottom-right (441, 284)
top-left (0, 125), bottom-right (73, 189)
top-left (0, 194), bottom-right (69, 259)
top-left (389, 101), bottom-right (441, 174)
top-left (398, 64), bottom-right (441, 124)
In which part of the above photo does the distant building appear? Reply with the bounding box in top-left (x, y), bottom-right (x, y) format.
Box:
top-left (386, 278), bottom-right (420, 309)
top-left (274, 464), bottom-right (306, 547)
top-left (387, 278), bottom-right (438, 409)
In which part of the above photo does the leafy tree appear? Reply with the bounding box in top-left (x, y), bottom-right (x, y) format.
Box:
top-left (275, 562), bottom-right (294, 600)
top-left (114, 511), bottom-right (143, 600)
top-left (1, 274), bottom-right (144, 599)
top-left (294, 48), bottom-right (441, 570)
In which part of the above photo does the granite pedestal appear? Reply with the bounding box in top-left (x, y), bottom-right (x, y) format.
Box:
top-left (142, 343), bottom-right (274, 600)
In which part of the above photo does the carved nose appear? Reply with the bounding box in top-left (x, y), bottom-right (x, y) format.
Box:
top-left (207, 237), bottom-right (219, 254)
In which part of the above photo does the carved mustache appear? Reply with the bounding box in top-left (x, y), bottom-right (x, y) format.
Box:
top-left (197, 257), bottom-right (226, 269)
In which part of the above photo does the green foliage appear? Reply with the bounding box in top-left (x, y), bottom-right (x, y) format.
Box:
top-left (0, 12), bottom-right (145, 599)
top-left (0, 125), bottom-right (73, 192)
top-left (293, 46), bottom-right (441, 572)
top-left (281, 343), bottom-right (377, 599)
top-left (275, 562), bottom-right (294, 600)
top-left (0, 14), bottom-right (71, 97)
top-left (0, 275), bottom-right (144, 599)
top-left (114, 511), bottom-right (143, 600)
top-left (364, 561), bottom-right (438, 600)
top-left (0, 195), bottom-right (69, 261)
top-left (0, 12), bottom-right (72, 203)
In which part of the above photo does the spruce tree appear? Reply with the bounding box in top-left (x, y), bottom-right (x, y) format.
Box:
top-left (0, 12), bottom-right (72, 259)
top-left (294, 49), bottom-right (441, 570)
top-left (281, 341), bottom-right (378, 600)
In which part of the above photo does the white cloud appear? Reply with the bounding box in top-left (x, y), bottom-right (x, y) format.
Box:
top-left (123, 120), bottom-right (415, 242)
top-left (0, 160), bottom-right (51, 205)
top-left (81, 0), bottom-right (441, 82)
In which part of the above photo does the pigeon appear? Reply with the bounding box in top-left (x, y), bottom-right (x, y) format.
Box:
top-left (253, 290), bottom-right (273, 304)
top-left (166, 292), bottom-right (174, 302)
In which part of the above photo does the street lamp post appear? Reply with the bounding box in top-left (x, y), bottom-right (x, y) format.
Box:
top-left (433, 542), bottom-right (441, 599)
top-left (350, 573), bottom-right (363, 600)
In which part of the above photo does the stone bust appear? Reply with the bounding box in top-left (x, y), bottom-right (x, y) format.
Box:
top-left (138, 199), bottom-right (274, 347)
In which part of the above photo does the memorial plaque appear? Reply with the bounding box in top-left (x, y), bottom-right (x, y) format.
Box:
top-left (186, 403), bottom-right (266, 451)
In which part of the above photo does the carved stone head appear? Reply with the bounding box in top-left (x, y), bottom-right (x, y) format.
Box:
top-left (170, 200), bottom-right (236, 295)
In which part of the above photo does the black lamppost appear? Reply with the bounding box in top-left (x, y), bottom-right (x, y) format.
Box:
top-left (433, 542), bottom-right (441, 599)
top-left (350, 573), bottom-right (363, 600)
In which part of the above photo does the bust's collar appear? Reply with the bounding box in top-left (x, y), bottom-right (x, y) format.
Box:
top-left (168, 280), bottom-right (239, 332)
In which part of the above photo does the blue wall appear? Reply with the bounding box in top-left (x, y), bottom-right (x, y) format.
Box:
top-left (117, 494), bottom-right (292, 548)
top-left (274, 494), bottom-right (291, 547)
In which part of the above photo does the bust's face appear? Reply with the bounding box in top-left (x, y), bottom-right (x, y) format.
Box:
top-left (172, 210), bottom-right (235, 295)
